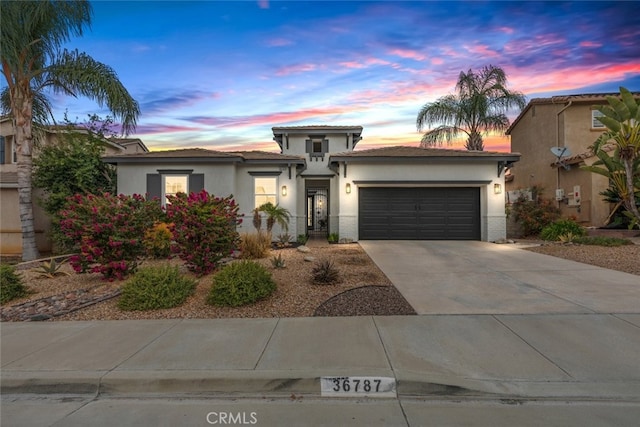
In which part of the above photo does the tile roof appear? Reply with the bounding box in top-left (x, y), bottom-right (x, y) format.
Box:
top-left (507, 92), bottom-right (640, 134)
top-left (551, 143), bottom-right (617, 167)
top-left (104, 148), bottom-right (241, 159)
top-left (103, 148), bottom-right (305, 164)
top-left (230, 151), bottom-right (304, 162)
top-left (272, 125), bottom-right (363, 132)
top-left (330, 145), bottom-right (519, 159)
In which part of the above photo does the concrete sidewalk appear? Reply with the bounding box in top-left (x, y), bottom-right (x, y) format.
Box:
top-left (2, 315), bottom-right (640, 400)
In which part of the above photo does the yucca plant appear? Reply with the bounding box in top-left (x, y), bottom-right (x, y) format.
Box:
top-left (311, 259), bottom-right (340, 285)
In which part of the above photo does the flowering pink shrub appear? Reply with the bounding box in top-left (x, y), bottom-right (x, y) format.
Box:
top-left (59, 193), bottom-right (163, 280)
top-left (165, 190), bottom-right (242, 276)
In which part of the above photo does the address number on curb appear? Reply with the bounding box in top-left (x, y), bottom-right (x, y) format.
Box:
top-left (321, 376), bottom-right (396, 397)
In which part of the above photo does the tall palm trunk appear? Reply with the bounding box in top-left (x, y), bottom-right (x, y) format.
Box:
top-left (11, 85), bottom-right (40, 261)
top-left (465, 131), bottom-right (484, 151)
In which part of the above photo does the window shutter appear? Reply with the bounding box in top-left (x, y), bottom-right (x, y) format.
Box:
top-left (321, 139), bottom-right (328, 153)
top-left (189, 173), bottom-right (204, 193)
top-left (305, 139), bottom-right (312, 153)
top-left (146, 174), bottom-right (161, 201)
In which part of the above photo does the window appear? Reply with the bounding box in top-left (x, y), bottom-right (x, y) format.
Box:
top-left (163, 175), bottom-right (188, 205)
top-left (306, 136), bottom-right (328, 158)
top-left (592, 109), bottom-right (605, 129)
top-left (0, 135), bottom-right (14, 165)
top-left (254, 177), bottom-right (277, 208)
top-left (312, 140), bottom-right (323, 153)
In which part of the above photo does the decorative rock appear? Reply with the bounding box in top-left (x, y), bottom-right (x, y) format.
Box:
top-left (303, 256), bottom-right (316, 262)
top-left (0, 288), bottom-right (121, 322)
top-left (493, 238), bottom-right (515, 244)
top-left (297, 245), bottom-right (311, 253)
top-left (338, 238), bottom-right (354, 244)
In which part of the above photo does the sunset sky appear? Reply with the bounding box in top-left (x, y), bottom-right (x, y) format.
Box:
top-left (47, 1), bottom-right (640, 152)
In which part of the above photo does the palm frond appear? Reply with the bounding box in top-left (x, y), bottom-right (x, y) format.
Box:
top-left (45, 49), bottom-right (140, 135)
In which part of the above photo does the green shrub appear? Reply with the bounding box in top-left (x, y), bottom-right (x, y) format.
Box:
top-left (540, 219), bottom-right (586, 241)
top-left (118, 265), bottom-right (196, 311)
top-left (208, 261), bottom-right (276, 307)
top-left (297, 234), bottom-right (309, 245)
top-left (327, 233), bottom-right (339, 243)
top-left (1, 264), bottom-right (28, 304)
top-left (144, 222), bottom-right (173, 259)
top-left (573, 236), bottom-right (633, 246)
top-left (311, 259), bottom-right (340, 285)
top-left (240, 232), bottom-right (271, 259)
top-left (510, 188), bottom-right (561, 236)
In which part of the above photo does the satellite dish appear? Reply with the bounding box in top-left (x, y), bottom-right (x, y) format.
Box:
top-left (550, 147), bottom-right (572, 170)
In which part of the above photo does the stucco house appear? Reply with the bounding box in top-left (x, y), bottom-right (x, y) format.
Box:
top-left (104, 125), bottom-right (519, 242)
top-left (0, 116), bottom-right (148, 255)
top-left (505, 93), bottom-right (640, 227)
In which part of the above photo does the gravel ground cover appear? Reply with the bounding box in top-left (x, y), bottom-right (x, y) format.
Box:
top-left (2, 243), bottom-right (400, 321)
top-left (2, 240), bottom-right (638, 322)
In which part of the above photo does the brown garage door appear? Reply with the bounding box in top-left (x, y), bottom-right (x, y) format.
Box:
top-left (358, 187), bottom-right (480, 240)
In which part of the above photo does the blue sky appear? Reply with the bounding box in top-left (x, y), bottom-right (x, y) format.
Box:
top-left (49, 1), bottom-right (640, 152)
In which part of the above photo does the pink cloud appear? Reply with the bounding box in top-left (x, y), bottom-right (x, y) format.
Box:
top-left (464, 43), bottom-right (500, 58)
top-left (388, 48), bottom-right (426, 61)
top-left (257, 0), bottom-right (269, 9)
top-left (431, 57), bottom-right (444, 65)
top-left (188, 106), bottom-right (354, 129)
top-left (580, 41), bottom-right (603, 48)
top-left (510, 62), bottom-right (640, 94)
top-left (496, 26), bottom-right (515, 35)
top-left (275, 63), bottom-right (317, 76)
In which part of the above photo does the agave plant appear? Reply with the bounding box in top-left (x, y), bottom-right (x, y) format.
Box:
top-left (32, 258), bottom-right (71, 278)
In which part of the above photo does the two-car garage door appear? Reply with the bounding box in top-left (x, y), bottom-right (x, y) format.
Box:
top-left (358, 187), bottom-right (480, 240)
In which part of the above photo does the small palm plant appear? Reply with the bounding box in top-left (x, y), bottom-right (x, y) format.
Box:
top-left (258, 202), bottom-right (291, 233)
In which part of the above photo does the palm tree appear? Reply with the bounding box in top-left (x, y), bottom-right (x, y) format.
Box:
top-left (1, 1), bottom-right (140, 260)
top-left (588, 87), bottom-right (640, 225)
top-left (258, 202), bottom-right (291, 233)
top-left (416, 65), bottom-right (526, 151)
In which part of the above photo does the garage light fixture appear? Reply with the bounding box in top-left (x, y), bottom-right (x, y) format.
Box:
top-left (281, 185), bottom-right (287, 196)
top-left (346, 183), bottom-right (351, 194)
top-left (494, 183), bottom-right (502, 194)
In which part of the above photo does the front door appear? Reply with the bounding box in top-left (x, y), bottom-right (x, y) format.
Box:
top-left (306, 187), bottom-right (328, 236)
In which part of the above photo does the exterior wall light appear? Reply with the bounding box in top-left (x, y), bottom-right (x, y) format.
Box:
top-left (281, 185), bottom-right (287, 196)
top-left (494, 183), bottom-right (502, 194)
top-left (346, 183), bottom-right (351, 194)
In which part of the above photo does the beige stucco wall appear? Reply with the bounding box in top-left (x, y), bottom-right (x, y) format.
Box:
top-left (507, 101), bottom-right (612, 226)
top-left (0, 186), bottom-right (52, 255)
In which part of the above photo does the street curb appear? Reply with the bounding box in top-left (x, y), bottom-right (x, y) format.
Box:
top-left (4, 371), bottom-right (640, 401)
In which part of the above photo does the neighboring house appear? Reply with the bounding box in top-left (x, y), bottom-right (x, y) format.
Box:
top-left (104, 125), bottom-right (519, 242)
top-left (506, 93), bottom-right (640, 227)
top-left (0, 116), bottom-right (145, 256)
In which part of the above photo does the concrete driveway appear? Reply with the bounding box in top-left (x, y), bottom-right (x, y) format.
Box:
top-left (359, 241), bottom-right (640, 315)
